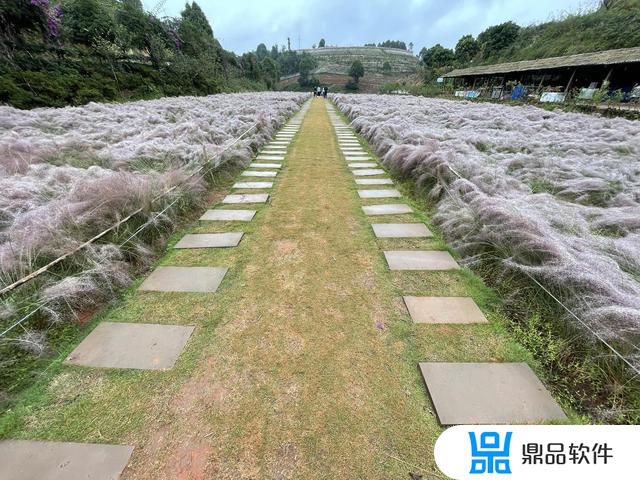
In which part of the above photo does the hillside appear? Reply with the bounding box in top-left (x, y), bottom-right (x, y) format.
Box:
top-left (295, 46), bottom-right (420, 75)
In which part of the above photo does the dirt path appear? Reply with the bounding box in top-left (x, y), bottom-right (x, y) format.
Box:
top-left (5, 97), bottom-right (535, 479)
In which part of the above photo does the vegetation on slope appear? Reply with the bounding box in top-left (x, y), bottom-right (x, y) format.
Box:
top-left (0, 0), bottom-right (278, 109)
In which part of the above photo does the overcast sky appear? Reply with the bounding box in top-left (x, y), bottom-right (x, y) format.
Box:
top-left (143, 0), bottom-right (590, 54)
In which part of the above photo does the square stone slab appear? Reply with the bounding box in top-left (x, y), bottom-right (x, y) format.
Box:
top-left (362, 204), bottom-right (413, 215)
top-left (341, 147), bottom-right (365, 151)
top-left (65, 322), bottom-right (195, 370)
top-left (358, 189), bottom-right (402, 198)
top-left (269, 141), bottom-right (289, 146)
top-left (356, 178), bottom-right (393, 185)
top-left (233, 182), bottom-right (273, 189)
top-left (353, 169), bottom-right (385, 176)
top-left (261, 148), bottom-right (286, 154)
top-left (0, 440), bottom-right (133, 480)
top-left (242, 170), bottom-right (277, 177)
top-left (175, 232), bottom-right (244, 249)
top-left (139, 266), bottom-right (228, 292)
top-left (384, 251), bottom-right (460, 270)
top-left (200, 209), bottom-right (256, 221)
top-left (419, 363), bottom-right (567, 425)
top-left (404, 296), bottom-right (487, 324)
top-left (346, 157), bottom-right (372, 162)
top-left (251, 163), bottom-right (282, 169)
top-left (350, 163), bottom-right (379, 169)
top-left (344, 152), bottom-right (369, 157)
top-left (256, 155), bottom-right (285, 161)
top-left (339, 142), bottom-right (360, 146)
top-left (222, 194), bottom-right (269, 204)
top-left (372, 223), bottom-right (432, 238)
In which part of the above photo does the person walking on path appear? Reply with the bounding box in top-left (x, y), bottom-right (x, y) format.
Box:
top-left (323, 86), bottom-right (328, 98)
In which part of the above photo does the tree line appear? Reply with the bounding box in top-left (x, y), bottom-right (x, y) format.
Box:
top-left (0, 0), bottom-right (280, 108)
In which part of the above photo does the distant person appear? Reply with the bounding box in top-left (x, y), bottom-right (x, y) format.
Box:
top-left (316, 86), bottom-right (322, 97)
top-left (323, 86), bottom-right (328, 98)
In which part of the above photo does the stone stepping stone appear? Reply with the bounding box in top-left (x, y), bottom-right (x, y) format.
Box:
top-left (270, 141), bottom-right (290, 146)
top-left (261, 150), bottom-right (286, 155)
top-left (344, 152), bottom-right (369, 157)
top-left (256, 155), bottom-right (285, 161)
top-left (200, 209), bottom-right (256, 221)
top-left (139, 266), bottom-right (228, 292)
top-left (242, 171), bottom-right (277, 177)
top-left (418, 362), bottom-right (567, 425)
top-left (251, 163), bottom-right (282, 169)
top-left (0, 440), bottom-right (133, 480)
top-left (65, 322), bottom-right (195, 370)
top-left (403, 296), bottom-right (487, 324)
top-left (358, 189), bottom-right (401, 199)
top-left (233, 182), bottom-right (273, 189)
top-left (384, 251), bottom-right (460, 270)
top-left (353, 169), bottom-right (385, 176)
top-left (356, 178), bottom-right (393, 185)
top-left (175, 232), bottom-right (244, 249)
top-left (362, 204), bottom-right (412, 215)
top-left (350, 163), bottom-right (378, 169)
top-left (372, 223), bottom-right (431, 238)
top-left (222, 194), bottom-right (269, 204)
top-left (339, 142), bottom-right (360, 146)
top-left (341, 146), bottom-right (364, 150)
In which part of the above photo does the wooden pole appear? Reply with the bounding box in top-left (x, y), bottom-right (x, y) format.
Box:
top-left (564, 69), bottom-right (577, 94)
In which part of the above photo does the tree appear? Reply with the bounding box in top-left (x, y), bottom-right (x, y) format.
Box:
top-left (378, 40), bottom-right (407, 50)
top-left (0, 0), bottom-right (48, 44)
top-left (260, 56), bottom-right (279, 88)
top-left (241, 52), bottom-right (260, 80)
top-left (256, 43), bottom-right (268, 61)
top-left (116, 0), bottom-right (149, 51)
top-left (318, 38), bottom-right (325, 47)
top-left (63, 0), bottom-right (115, 46)
top-left (270, 44), bottom-right (278, 59)
top-left (382, 61), bottom-right (392, 75)
top-left (454, 34), bottom-right (479, 65)
top-left (349, 60), bottom-right (364, 83)
top-left (178, 1), bottom-right (216, 57)
top-left (421, 44), bottom-right (454, 68)
top-left (477, 21), bottom-right (520, 58)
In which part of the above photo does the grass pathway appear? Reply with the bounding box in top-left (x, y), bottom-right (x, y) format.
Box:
top-left (2, 98), bottom-right (548, 479)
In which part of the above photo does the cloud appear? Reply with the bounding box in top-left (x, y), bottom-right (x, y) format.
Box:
top-left (145, 0), bottom-right (584, 53)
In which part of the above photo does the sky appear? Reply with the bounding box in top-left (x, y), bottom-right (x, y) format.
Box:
top-left (143, 0), bottom-right (591, 54)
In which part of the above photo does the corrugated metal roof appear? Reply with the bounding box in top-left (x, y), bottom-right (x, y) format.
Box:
top-left (444, 47), bottom-right (640, 77)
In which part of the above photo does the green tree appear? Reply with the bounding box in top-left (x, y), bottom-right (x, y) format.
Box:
top-left (241, 52), bottom-right (260, 80)
top-left (420, 44), bottom-right (454, 68)
top-left (270, 44), bottom-right (279, 59)
top-left (116, 0), bottom-right (149, 51)
top-left (349, 60), bottom-right (364, 83)
top-left (63, 0), bottom-right (115, 46)
top-left (178, 1), bottom-right (215, 57)
top-left (260, 56), bottom-right (279, 88)
top-left (382, 61), bottom-right (392, 75)
top-left (256, 43), bottom-right (268, 61)
top-left (0, 0), bottom-right (48, 44)
top-left (318, 38), bottom-right (325, 47)
top-left (477, 21), bottom-right (520, 58)
top-left (454, 34), bottom-right (479, 65)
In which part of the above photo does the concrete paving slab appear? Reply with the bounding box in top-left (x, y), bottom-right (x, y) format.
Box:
top-left (362, 204), bottom-right (412, 215)
top-left (349, 163), bottom-right (378, 169)
top-left (344, 152), bottom-right (369, 156)
top-left (346, 157), bottom-right (372, 162)
top-left (353, 169), bottom-right (385, 176)
top-left (175, 232), bottom-right (244, 249)
top-left (403, 296), bottom-right (487, 324)
top-left (200, 209), bottom-right (255, 221)
top-left (384, 251), bottom-right (460, 270)
top-left (0, 440), bottom-right (133, 480)
top-left (139, 266), bottom-right (228, 292)
top-left (241, 171), bottom-right (277, 177)
top-left (65, 322), bottom-right (195, 369)
top-left (372, 223), bottom-right (432, 238)
top-left (233, 182), bottom-right (273, 189)
top-left (358, 189), bottom-right (402, 198)
top-left (418, 362), bottom-right (567, 425)
top-left (222, 194), bottom-right (269, 204)
top-left (356, 178), bottom-right (393, 185)
top-left (251, 163), bottom-right (282, 169)
top-left (341, 147), bottom-right (365, 150)
top-left (256, 155), bottom-right (285, 161)
top-left (269, 141), bottom-right (290, 146)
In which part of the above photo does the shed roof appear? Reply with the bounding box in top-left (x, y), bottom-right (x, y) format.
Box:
top-left (444, 47), bottom-right (640, 78)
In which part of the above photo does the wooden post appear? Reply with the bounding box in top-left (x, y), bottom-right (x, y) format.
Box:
top-left (603, 67), bottom-right (614, 88)
top-left (564, 69), bottom-right (577, 94)
top-left (471, 77), bottom-right (477, 90)
top-left (538, 74), bottom-right (546, 92)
